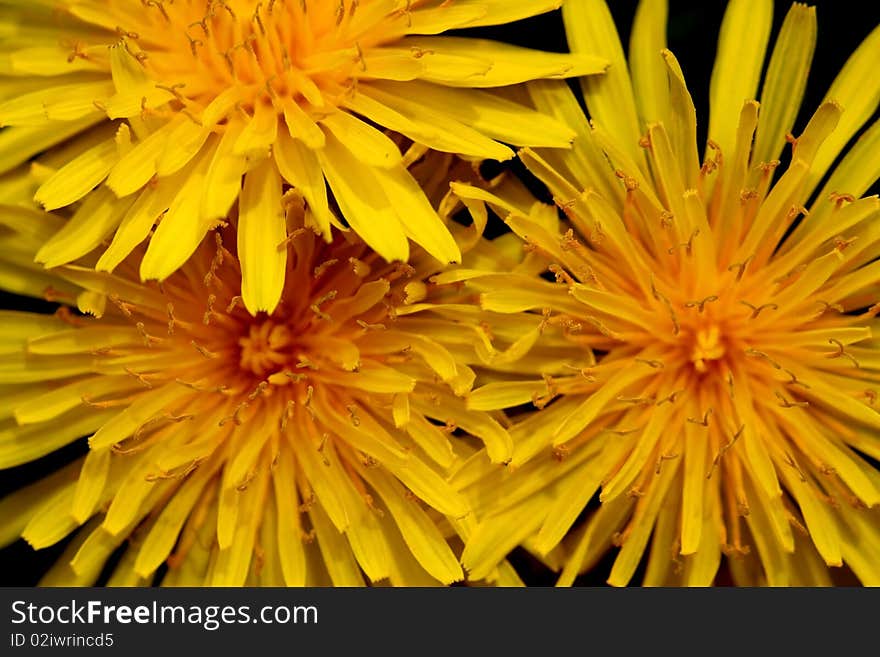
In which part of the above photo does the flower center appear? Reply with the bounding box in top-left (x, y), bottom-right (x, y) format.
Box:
top-left (690, 324), bottom-right (726, 373)
top-left (238, 319), bottom-right (294, 378)
top-left (135, 0), bottom-right (381, 113)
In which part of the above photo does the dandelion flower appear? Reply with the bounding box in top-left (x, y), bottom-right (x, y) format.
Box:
top-left (0, 0), bottom-right (606, 315)
top-left (455, 0), bottom-right (880, 585)
top-left (0, 154), bottom-right (520, 586)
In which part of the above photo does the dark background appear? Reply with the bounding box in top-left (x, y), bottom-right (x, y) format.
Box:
top-left (1, 0), bottom-right (878, 587)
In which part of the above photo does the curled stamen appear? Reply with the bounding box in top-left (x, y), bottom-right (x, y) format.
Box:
top-left (191, 339), bottom-right (217, 359)
top-left (829, 191), bottom-right (856, 207)
top-left (226, 296), bottom-right (242, 313)
top-left (826, 338), bottom-right (861, 368)
top-left (727, 256), bottom-right (753, 282)
top-left (219, 401), bottom-right (249, 427)
top-left (740, 300), bottom-right (778, 319)
top-left (124, 367), bottom-right (154, 389)
top-left (783, 369), bottom-right (811, 389)
top-left (685, 295), bottom-right (719, 313)
top-left (563, 364), bottom-right (596, 382)
top-left (667, 229), bottom-right (700, 256)
top-left (656, 390), bottom-right (682, 406)
top-left (144, 0), bottom-right (171, 21)
top-left (707, 425), bottom-right (744, 479)
top-left (744, 348), bottom-right (782, 369)
top-left (686, 408), bottom-right (713, 427)
top-left (655, 452), bottom-right (680, 475)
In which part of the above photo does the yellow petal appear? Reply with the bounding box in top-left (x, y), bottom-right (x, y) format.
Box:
top-left (320, 111), bottom-right (402, 169)
top-left (372, 163), bottom-right (461, 264)
top-left (563, 0), bottom-right (643, 164)
top-left (317, 132), bottom-right (409, 262)
top-left (808, 24), bottom-right (880, 195)
top-left (274, 127), bottom-right (332, 240)
top-left (362, 465), bottom-right (462, 585)
top-left (752, 3), bottom-right (817, 167)
top-left (399, 37), bottom-right (607, 87)
top-left (708, 0), bottom-right (773, 158)
top-left (272, 447), bottom-right (306, 586)
top-left (369, 80), bottom-right (576, 149)
top-left (35, 188), bottom-right (134, 268)
top-left (233, 99), bottom-right (278, 157)
top-left (71, 447), bottom-right (111, 523)
top-left (629, 0), bottom-right (669, 124)
top-left (96, 168), bottom-right (188, 272)
top-left (355, 84), bottom-right (513, 160)
top-left (139, 142), bottom-right (215, 281)
top-left (200, 121), bottom-right (247, 223)
top-left (238, 158), bottom-right (286, 315)
top-left (0, 114), bottom-right (102, 176)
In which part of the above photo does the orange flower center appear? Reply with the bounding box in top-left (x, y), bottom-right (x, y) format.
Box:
top-left (238, 319), bottom-right (295, 378)
top-left (689, 324), bottom-right (726, 374)
top-left (120, 0), bottom-right (405, 114)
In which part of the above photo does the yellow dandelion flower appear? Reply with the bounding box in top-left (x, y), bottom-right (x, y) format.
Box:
top-left (454, 0), bottom-right (880, 586)
top-left (0, 0), bottom-right (607, 315)
top-left (0, 154), bottom-right (522, 587)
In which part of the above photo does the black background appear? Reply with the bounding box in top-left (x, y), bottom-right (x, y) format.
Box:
top-left (1, 0), bottom-right (878, 587)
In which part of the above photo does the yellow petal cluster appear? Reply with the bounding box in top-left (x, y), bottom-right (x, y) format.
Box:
top-left (0, 0), bottom-right (606, 314)
top-left (0, 153), bottom-right (528, 586)
top-left (454, 0), bottom-right (880, 586)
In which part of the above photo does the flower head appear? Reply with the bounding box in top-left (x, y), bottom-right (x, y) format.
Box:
top-left (0, 153), bottom-right (520, 586)
top-left (0, 0), bottom-right (606, 314)
top-left (455, 0), bottom-right (880, 585)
